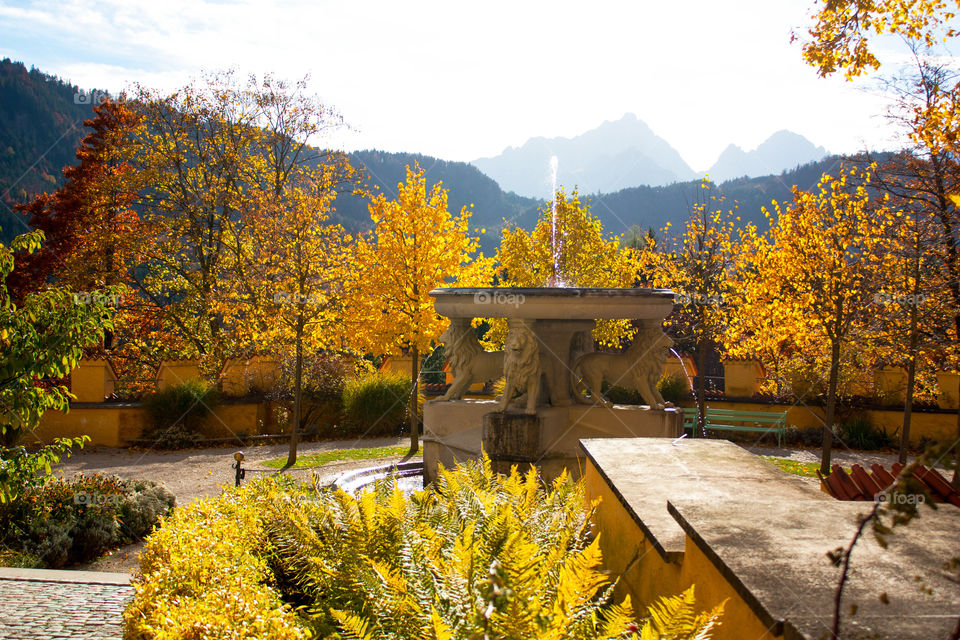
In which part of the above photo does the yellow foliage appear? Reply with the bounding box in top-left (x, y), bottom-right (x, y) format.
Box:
top-left (347, 162), bottom-right (492, 358)
top-left (635, 179), bottom-right (738, 355)
top-left (800, 0), bottom-right (958, 79)
top-left (493, 188), bottom-right (639, 346)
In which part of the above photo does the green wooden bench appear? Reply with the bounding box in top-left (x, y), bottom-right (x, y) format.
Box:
top-left (682, 407), bottom-right (787, 447)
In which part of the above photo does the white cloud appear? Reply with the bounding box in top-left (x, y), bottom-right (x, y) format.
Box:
top-left (0, 0), bottom-right (936, 169)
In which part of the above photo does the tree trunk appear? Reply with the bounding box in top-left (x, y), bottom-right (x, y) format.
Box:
top-left (820, 339), bottom-right (841, 475)
top-left (284, 317), bottom-right (303, 469)
top-left (409, 344), bottom-right (420, 454)
top-left (900, 302), bottom-right (920, 465)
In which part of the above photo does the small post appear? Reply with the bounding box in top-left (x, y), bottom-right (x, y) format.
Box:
top-left (232, 451), bottom-right (245, 487)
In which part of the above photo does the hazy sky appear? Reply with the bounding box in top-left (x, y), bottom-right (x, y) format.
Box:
top-left (0, 0), bottom-right (927, 171)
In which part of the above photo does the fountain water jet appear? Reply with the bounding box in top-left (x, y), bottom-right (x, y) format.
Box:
top-left (549, 156), bottom-right (563, 287)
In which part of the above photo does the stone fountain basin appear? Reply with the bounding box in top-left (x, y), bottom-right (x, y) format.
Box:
top-left (430, 287), bottom-right (675, 320)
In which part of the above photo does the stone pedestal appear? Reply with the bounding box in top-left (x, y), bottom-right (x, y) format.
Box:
top-left (535, 320), bottom-right (595, 406)
top-left (423, 399), bottom-right (683, 484)
top-left (483, 412), bottom-right (540, 472)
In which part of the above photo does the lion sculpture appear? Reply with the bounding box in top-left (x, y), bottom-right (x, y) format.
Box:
top-left (438, 319), bottom-right (504, 401)
top-left (501, 319), bottom-right (541, 414)
top-left (572, 326), bottom-right (673, 409)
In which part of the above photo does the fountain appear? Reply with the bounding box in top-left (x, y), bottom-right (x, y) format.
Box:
top-left (423, 286), bottom-right (683, 483)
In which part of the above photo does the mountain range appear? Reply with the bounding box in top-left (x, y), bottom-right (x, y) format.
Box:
top-left (0, 59), bottom-right (847, 255)
top-left (471, 114), bottom-right (828, 199)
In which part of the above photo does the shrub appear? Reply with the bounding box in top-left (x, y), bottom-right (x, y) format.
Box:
top-left (603, 383), bottom-right (643, 404)
top-left (839, 416), bottom-right (893, 450)
top-left (124, 483), bottom-right (306, 640)
top-left (0, 474), bottom-right (175, 569)
top-left (126, 459), bottom-right (724, 640)
top-left (341, 372), bottom-right (415, 436)
top-left (596, 374), bottom-right (689, 405)
top-left (267, 353), bottom-right (353, 436)
top-left (799, 426), bottom-right (824, 447)
top-left (143, 380), bottom-right (219, 448)
top-left (658, 373), bottom-right (692, 404)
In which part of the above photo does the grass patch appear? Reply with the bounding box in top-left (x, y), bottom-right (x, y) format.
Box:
top-left (261, 444), bottom-right (411, 469)
top-left (762, 456), bottom-right (851, 477)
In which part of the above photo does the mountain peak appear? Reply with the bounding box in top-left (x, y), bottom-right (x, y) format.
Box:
top-left (472, 115), bottom-right (694, 198)
top-left (707, 131), bottom-right (827, 183)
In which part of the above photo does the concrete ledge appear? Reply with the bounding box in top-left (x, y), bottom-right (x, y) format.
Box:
top-left (668, 498), bottom-right (960, 640)
top-left (0, 567), bottom-right (131, 585)
top-left (580, 437), bottom-right (827, 559)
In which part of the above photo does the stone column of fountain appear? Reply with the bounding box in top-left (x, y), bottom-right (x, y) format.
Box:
top-left (423, 287), bottom-right (684, 483)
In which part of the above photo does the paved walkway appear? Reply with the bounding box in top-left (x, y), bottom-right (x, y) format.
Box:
top-left (0, 568), bottom-right (131, 640)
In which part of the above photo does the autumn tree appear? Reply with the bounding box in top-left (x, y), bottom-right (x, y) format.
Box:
top-left (636, 180), bottom-right (739, 434)
top-left (126, 72), bottom-right (344, 376)
top-left (230, 161), bottom-right (355, 468)
top-left (752, 166), bottom-right (892, 473)
top-left (349, 163), bottom-right (489, 453)
top-left (855, 52), bottom-right (960, 467)
top-left (802, 0), bottom-right (960, 483)
top-left (496, 187), bottom-right (638, 346)
top-left (10, 100), bottom-right (141, 298)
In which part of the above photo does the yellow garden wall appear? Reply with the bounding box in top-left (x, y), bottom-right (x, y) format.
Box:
top-left (585, 461), bottom-right (782, 640)
top-left (31, 401), bottom-right (278, 447)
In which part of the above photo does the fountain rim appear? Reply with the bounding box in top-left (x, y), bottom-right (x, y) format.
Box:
top-left (430, 286), bottom-right (675, 298)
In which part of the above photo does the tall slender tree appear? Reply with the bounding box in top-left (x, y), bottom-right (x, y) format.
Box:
top-left (349, 163), bottom-right (488, 453)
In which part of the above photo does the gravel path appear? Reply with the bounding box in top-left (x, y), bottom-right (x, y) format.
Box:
top-left (54, 436), bottom-right (415, 505)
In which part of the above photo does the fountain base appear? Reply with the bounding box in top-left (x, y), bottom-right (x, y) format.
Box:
top-left (422, 399), bottom-right (683, 484)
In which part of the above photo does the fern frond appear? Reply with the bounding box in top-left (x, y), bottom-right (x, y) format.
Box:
top-left (330, 609), bottom-right (375, 640)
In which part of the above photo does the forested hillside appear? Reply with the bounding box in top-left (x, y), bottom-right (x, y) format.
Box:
top-left (0, 59), bottom-right (104, 241)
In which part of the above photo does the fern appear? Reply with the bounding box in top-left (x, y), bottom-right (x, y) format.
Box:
top-left (641, 586), bottom-right (726, 640)
top-left (138, 456), bottom-right (724, 640)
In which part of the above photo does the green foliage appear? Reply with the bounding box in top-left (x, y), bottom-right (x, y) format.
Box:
top-left (142, 380), bottom-right (219, 448)
top-left (260, 445), bottom-right (409, 469)
top-left (0, 59), bottom-right (103, 243)
top-left (0, 229), bottom-right (115, 446)
top-left (127, 457), bottom-right (723, 640)
top-left (0, 474), bottom-right (174, 568)
top-left (0, 436), bottom-right (88, 503)
top-left (839, 416), bottom-right (893, 451)
top-left (658, 374), bottom-right (691, 404)
top-left (341, 372), bottom-right (414, 436)
top-left (762, 456), bottom-right (851, 478)
top-left (598, 374), bottom-right (689, 406)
